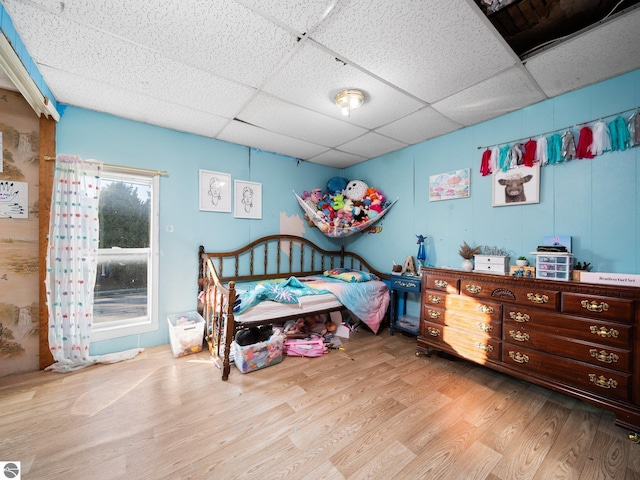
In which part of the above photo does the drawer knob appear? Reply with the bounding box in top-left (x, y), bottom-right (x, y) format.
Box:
top-left (589, 326), bottom-right (619, 338)
top-left (588, 374), bottom-right (618, 389)
top-left (476, 343), bottom-right (493, 352)
top-left (434, 280), bottom-right (448, 289)
top-left (465, 284), bottom-right (481, 294)
top-left (478, 304), bottom-right (494, 314)
top-left (427, 327), bottom-right (441, 337)
top-left (589, 349), bottom-right (619, 364)
top-left (427, 309), bottom-right (441, 319)
top-left (509, 311), bottom-right (530, 323)
top-left (427, 295), bottom-right (441, 304)
top-left (477, 323), bottom-right (493, 333)
top-left (509, 330), bottom-right (530, 342)
top-left (526, 293), bottom-right (549, 304)
top-left (581, 299), bottom-right (609, 313)
top-left (508, 351), bottom-right (529, 364)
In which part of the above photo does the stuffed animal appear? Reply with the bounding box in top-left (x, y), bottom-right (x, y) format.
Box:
top-left (331, 193), bottom-right (345, 210)
top-left (344, 180), bottom-right (369, 201)
top-left (327, 177), bottom-right (349, 194)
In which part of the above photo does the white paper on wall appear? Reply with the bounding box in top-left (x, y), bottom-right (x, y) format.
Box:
top-left (0, 132), bottom-right (3, 173)
top-left (0, 180), bottom-right (28, 218)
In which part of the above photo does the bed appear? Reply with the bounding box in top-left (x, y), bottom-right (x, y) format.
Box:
top-left (198, 234), bottom-right (390, 380)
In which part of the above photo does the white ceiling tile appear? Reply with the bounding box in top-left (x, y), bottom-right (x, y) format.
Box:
top-left (237, 0), bottom-right (337, 34)
top-left (262, 41), bottom-right (425, 129)
top-left (217, 120), bottom-right (329, 160)
top-left (238, 92), bottom-right (368, 147)
top-left (338, 132), bottom-right (408, 159)
top-left (375, 107), bottom-right (463, 145)
top-left (3, 1), bottom-right (255, 118)
top-left (311, 0), bottom-right (517, 103)
top-left (306, 149), bottom-right (368, 169)
top-left (525, 9), bottom-right (640, 98)
top-left (11, 0), bottom-right (297, 88)
top-left (432, 67), bottom-right (546, 126)
top-left (41, 67), bottom-right (230, 138)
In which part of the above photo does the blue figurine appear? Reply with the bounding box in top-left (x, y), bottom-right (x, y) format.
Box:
top-left (416, 235), bottom-right (426, 268)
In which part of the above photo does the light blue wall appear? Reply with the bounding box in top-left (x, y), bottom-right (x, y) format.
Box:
top-left (56, 107), bottom-right (340, 354)
top-left (346, 68), bottom-right (640, 279)
top-left (57, 68), bottom-right (640, 353)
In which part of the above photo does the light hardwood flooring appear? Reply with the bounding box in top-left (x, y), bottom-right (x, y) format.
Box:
top-left (1, 329), bottom-right (639, 479)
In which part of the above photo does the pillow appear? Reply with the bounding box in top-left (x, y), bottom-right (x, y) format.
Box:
top-left (323, 268), bottom-right (378, 283)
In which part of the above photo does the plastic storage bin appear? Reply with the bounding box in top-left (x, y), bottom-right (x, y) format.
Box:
top-left (167, 311), bottom-right (205, 357)
top-left (231, 334), bottom-right (285, 373)
top-left (534, 253), bottom-right (574, 281)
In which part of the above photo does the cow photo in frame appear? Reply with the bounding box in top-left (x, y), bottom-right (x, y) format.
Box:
top-left (492, 163), bottom-right (540, 207)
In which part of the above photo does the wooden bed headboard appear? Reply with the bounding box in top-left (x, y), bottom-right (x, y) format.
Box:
top-left (198, 234), bottom-right (388, 291)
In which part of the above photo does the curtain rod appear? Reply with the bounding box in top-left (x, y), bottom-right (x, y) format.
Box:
top-left (476, 105), bottom-right (639, 150)
top-left (43, 155), bottom-right (168, 176)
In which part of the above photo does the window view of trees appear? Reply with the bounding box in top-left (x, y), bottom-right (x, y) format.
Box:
top-left (94, 176), bottom-right (152, 324)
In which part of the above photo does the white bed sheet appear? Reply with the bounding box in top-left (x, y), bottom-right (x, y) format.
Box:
top-left (234, 292), bottom-right (342, 324)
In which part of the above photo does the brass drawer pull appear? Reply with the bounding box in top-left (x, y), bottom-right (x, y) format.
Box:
top-left (434, 280), bottom-right (448, 289)
top-left (427, 295), bottom-right (441, 304)
top-left (589, 326), bottom-right (619, 338)
top-left (465, 284), bottom-right (481, 294)
top-left (509, 311), bottom-right (530, 323)
top-left (581, 299), bottom-right (609, 313)
top-left (428, 310), bottom-right (441, 319)
top-left (427, 327), bottom-right (441, 337)
top-left (509, 330), bottom-right (530, 342)
top-left (527, 293), bottom-right (549, 304)
top-left (478, 304), bottom-right (494, 314)
top-left (476, 343), bottom-right (493, 352)
top-left (509, 351), bottom-right (529, 364)
top-left (588, 374), bottom-right (618, 389)
top-left (477, 323), bottom-right (493, 333)
top-left (589, 349), bottom-right (619, 364)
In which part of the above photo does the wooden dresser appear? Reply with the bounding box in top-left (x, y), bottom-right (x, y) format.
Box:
top-left (419, 267), bottom-right (640, 438)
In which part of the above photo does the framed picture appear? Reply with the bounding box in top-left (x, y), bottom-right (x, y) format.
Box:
top-left (492, 163), bottom-right (540, 207)
top-left (234, 180), bottom-right (262, 219)
top-left (199, 170), bottom-right (231, 212)
top-left (429, 168), bottom-right (470, 201)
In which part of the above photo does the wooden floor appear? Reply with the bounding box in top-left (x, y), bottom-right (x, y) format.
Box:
top-left (1, 329), bottom-right (639, 480)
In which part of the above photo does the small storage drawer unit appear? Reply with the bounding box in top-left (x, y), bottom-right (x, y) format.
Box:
top-left (473, 255), bottom-right (509, 275)
top-left (534, 253), bottom-right (573, 281)
top-left (419, 267), bottom-right (640, 435)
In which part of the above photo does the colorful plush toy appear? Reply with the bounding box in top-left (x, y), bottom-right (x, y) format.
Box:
top-left (344, 180), bottom-right (369, 200)
top-left (327, 177), bottom-right (349, 194)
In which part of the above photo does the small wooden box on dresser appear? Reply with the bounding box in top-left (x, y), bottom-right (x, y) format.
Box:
top-left (418, 266), bottom-right (640, 441)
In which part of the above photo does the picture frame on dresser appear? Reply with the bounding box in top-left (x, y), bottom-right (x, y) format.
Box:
top-left (492, 163), bottom-right (540, 207)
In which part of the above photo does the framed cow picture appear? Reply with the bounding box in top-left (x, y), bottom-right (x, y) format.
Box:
top-left (492, 163), bottom-right (540, 207)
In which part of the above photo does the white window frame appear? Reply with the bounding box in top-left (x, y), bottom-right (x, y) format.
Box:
top-left (91, 167), bottom-right (159, 341)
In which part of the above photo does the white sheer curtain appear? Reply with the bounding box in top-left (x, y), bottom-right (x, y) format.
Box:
top-left (45, 154), bottom-right (142, 372)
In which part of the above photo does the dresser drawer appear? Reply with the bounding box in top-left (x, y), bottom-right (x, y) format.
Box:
top-left (562, 292), bottom-right (634, 323)
top-left (390, 276), bottom-right (421, 293)
top-left (445, 311), bottom-right (502, 340)
top-left (502, 306), bottom-right (631, 349)
top-left (423, 291), bottom-right (447, 307)
top-left (461, 279), bottom-right (560, 311)
top-left (424, 274), bottom-right (460, 294)
top-left (420, 321), bottom-right (501, 363)
top-left (503, 323), bottom-right (632, 372)
top-left (502, 345), bottom-right (631, 402)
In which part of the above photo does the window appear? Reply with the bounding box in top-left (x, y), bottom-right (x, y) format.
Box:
top-left (92, 167), bottom-right (159, 341)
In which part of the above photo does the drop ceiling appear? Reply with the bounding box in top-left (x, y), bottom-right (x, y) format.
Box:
top-left (1, 0), bottom-right (639, 168)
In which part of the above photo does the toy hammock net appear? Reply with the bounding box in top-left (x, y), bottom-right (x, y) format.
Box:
top-left (293, 191), bottom-right (398, 238)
